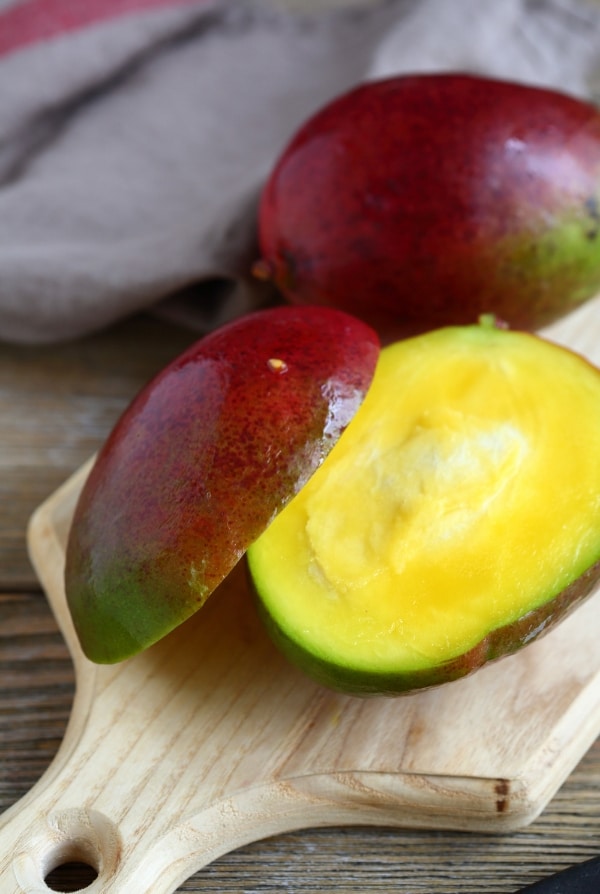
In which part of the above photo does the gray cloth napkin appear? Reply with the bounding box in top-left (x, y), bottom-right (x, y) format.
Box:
top-left (1, 0), bottom-right (600, 344)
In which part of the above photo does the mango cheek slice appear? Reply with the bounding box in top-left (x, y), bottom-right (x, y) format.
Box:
top-left (247, 324), bottom-right (600, 696)
top-left (64, 306), bottom-right (379, 664)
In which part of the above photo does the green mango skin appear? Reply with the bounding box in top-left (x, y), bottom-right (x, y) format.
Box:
top-left (64, 306), bottom-right (379, 664)
top-left (256, 73), bottom-right (600, 340)
top-left (253, 558), bottom-right (600, 697)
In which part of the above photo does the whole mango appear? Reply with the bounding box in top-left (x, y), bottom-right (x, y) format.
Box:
top-left (255, 73), bottom-right (600, 339)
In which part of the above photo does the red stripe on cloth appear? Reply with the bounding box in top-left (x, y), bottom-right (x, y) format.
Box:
top-left (0, 0), bottom-right (212, 57)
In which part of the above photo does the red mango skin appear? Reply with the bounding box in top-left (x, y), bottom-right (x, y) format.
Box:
top-left (65, 306), bottom-right (379, 663)
top-left (257, 74), bottom-right (600, 341)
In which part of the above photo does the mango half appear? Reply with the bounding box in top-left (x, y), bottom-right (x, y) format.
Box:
top-left (65, 306), bottom-right (379, 663)
top-left (247, 323), bottom-right (600, 696)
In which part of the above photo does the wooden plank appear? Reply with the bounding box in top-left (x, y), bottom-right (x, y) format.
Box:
top-left (0, 314), bottom-right (195, 588)
top-left (2, 588), bottom-right (600, 893)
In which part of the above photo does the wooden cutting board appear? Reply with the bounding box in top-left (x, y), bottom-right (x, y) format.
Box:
top-left (1, 299), bottom-right (600, 894)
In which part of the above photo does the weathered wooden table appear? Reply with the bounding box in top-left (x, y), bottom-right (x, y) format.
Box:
top-left (1, 311), bottom-right (599, 893)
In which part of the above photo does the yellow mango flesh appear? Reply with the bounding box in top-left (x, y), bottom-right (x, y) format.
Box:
top-left (248, 324), bottom-right (600, 689)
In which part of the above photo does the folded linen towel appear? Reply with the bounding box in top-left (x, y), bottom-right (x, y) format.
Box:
top-left (1, 0), bottom-right (600, 343)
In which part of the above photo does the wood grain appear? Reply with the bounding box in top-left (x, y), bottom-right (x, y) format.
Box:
top-left (3, 587), bottom-right (600, 893)
top-left (0, 315), bottom-right (195, 589)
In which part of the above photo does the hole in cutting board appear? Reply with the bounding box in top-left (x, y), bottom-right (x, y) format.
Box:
top-left (33, 808), bottom-right (120, 893)
top-left (44, 860), bottom-right (98, 892)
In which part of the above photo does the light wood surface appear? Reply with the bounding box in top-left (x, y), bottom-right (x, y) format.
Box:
top-left (0, 301), bottom-right (600, 892)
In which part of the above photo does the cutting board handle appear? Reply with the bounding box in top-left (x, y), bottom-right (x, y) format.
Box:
top-left (0, 735), bottom-right (417, 893)
top-left (0, 770), bottom-right (354, 893)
